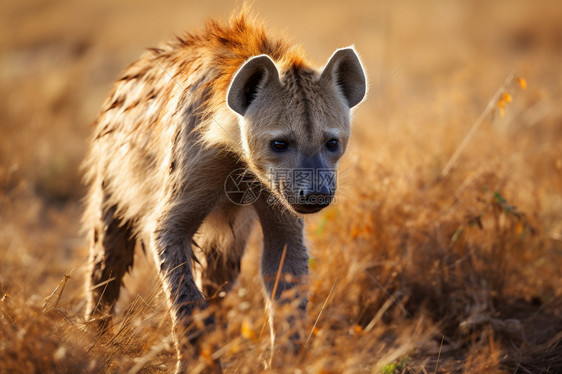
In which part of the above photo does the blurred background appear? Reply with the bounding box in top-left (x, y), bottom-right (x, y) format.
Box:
top-left (1, 1), bottom-right (561, 372)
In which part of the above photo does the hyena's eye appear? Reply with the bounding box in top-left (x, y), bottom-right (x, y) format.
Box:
top-left (326, 139), bottom-right (338, 151)
top-left (271, 140), bottom-right (289, 152)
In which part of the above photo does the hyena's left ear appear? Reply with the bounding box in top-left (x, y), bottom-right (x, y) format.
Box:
top-left (227, 55), bottom-right (281, 116)
top-left (320, 47), bottom-right (367, 108)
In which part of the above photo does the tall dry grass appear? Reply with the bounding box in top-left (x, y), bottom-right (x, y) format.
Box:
top-left (1, 1), bottom-right (561, 373)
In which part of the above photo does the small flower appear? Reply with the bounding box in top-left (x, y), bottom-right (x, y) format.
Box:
top-left (517, 77), bottom-right (527, 90)
top-left (497, 97), bottom-right (506, 117)
top-left (515, 220), bottom-right (523, 236)
top-left (241, 318), bottom-right (257, 341)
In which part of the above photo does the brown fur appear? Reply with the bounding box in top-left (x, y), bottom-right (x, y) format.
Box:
top-left (83, 11), bottom-right (366, 372)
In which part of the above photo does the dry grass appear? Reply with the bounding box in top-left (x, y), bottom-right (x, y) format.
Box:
top-left (1, 1), bottom-right (561, 373)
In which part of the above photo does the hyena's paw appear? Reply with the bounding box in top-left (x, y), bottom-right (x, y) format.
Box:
top-left (174, 311), bottom-right (225, 374)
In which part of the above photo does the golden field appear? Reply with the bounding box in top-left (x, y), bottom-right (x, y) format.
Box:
top-left (1, 1), bottom-right (561, 372)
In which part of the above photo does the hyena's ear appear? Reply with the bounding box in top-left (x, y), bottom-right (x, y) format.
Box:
top-left (227, 55), bottom-right (280, 116)
top-left (320, 47), bottom-right (367, 108)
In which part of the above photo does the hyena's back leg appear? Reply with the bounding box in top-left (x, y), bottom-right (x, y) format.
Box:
top-left (201, 246), bottom-right (242, 299)
top-left (197, 205), bottom-right (255, 299)
top-left (85, 187), bottom-right (136, 323)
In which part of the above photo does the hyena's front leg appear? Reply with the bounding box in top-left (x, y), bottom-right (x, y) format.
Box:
top-left (254, 195), bottom-right (309, 351)
top-left (150, 197), bottom-right (219, 373)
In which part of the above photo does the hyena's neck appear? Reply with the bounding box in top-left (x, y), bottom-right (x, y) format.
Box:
top-left (198, 108), bottom-right (244, 155)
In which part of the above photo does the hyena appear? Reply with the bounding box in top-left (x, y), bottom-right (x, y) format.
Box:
top-left (83, 12), bottom-right (366, 372)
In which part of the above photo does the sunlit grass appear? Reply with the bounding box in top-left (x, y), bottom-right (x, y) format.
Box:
top-left (1, 1), bottom-right (561, 373)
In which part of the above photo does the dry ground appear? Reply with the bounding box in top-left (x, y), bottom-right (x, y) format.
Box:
top-left (1, 1), bottom-right (561, 373)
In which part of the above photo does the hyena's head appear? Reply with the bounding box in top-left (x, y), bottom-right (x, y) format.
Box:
top-left (227, 47), bottom-right (366, 214)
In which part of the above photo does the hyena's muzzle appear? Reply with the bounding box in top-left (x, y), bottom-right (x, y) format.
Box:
top-left (279, 154), bottom-right (336, 214)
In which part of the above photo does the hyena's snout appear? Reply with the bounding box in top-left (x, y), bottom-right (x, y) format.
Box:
top-left (291, 155), bottom-right (336, 214)
top-left (295, 179), bottom-right (334, 213)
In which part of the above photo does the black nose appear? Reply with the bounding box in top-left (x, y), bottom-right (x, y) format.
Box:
top-left (299, 183), bottom-right (331, 200)
top-left (295, 184), bottom-right (333, 213)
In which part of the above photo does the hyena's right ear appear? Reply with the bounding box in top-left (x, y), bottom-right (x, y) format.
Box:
top-left (227, 55), bottom-right (280, 116)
